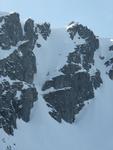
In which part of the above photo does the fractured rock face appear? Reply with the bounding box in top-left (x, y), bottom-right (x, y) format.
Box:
top-left (91, 70), bottom-right (103, 89)
top-left (42, 22), bottom-right (102, 123)
top-left (37, 22), bottom-right (51, 40)
top-left (24, 18), bottom-right (38, 50)
top-left (105, 57), bottom-right (113, 80)
top-left (0, 77), bottom-right (37, 135)
top-left (43, 72), bottom-right (94, 123)
top-left (109, 45), bottom-right (113, 51)
top-left (67, 22), bottom-right (99, 70)
top-left (0, 13), bottom-right (39, 135)
top-left (0, 13), bottom-right (38, 83)
top-left (0, 12), bottom-right (23, 49)
top-left (67, 22), bottom-right (99, 49)
top-left (0, 46), bottom-right (36, 83)
top-left (104, 44), bottom-right (113, 80)
top-left (0, 12), bottom-right (52, 135)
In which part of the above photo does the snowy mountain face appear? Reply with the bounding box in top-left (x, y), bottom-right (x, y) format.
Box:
top-left (0, 12), bottom-right (113, 150)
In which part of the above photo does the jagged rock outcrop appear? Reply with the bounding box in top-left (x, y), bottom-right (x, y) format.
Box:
top-left (42, 22), bottom-right (102, 123)
top-left (0, 43), bottom-right (36, 83)
top-left (105, 57), bottom-right (113, 80)
top-left (37, 22), bottom-right (51, 40)
top-left (67, 22), bottom-right (99, 70)
top-left (91, 70), bottom-right (103, 89)
top-left (43, 72), bottom-right (94, 123)
top-left (0, 12), bottom-right (23, 49)
top-left (0, 12), bottom-right (52, 135)
top-left (104, 44), bottom-right (113, 80)
top-left (0, 13), bottom-right (41, 135)
top-left (0, 77), bottom-right (37, 135)
top-left (109, 45), bottom-right (113, 51)
top-left (67, 22), bottom-right (99, 49)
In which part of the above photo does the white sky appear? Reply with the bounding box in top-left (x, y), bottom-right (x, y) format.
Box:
top-left (0, 0), bottom-right (113, 37)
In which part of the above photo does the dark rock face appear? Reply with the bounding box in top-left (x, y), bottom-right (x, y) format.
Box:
top-left (105, 45), bottom-right (113, 79)
top-left (0, 12), bottom-right (52, 135)
top-left (0, 13), bottom-right (41, 135)
top-left (105, 57), bottom-right (113, 80)
top-left (91, 70), bottom-right (103, 89)
top-left (60, 64), bottom-right (81, 75)
top-left (24, 18), bottom-right (38, 50)
top-left (0, 77), bottom-right (37, 135)
top-left (67, 22), bottom-right (99, 70)
top-left (0, 13), bottom-right (51, 50)
top-left (109, 45), bottom-right (113, 51)
top-left (37, 22), bottom-right (51, 40)
top-left (67, 22), bottom-right (99, 50)
top-left (43, 72), bottom-right (94, 123)
top-left (0, 45), bottom-right (36, 83)
top-left (42, 22), bottom-right (102, 123)
top-left (0, 13), bottom-right (23, 49)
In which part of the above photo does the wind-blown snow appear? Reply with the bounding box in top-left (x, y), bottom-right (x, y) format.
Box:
top-left (0, 28), bottom-right (113, 150)
top-left (66, 22), bottom-right (78, 30)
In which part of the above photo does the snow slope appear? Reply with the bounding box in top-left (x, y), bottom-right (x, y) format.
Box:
top-left (0, 28), bottom-right (113, 150)
top-left (0, 46), bottom-right (18, 60)
top-left (0, 12), bottom-right (9, 17)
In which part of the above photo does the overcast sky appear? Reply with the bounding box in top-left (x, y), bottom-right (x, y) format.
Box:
top-left (0, 0), bottom-right (113, 37)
